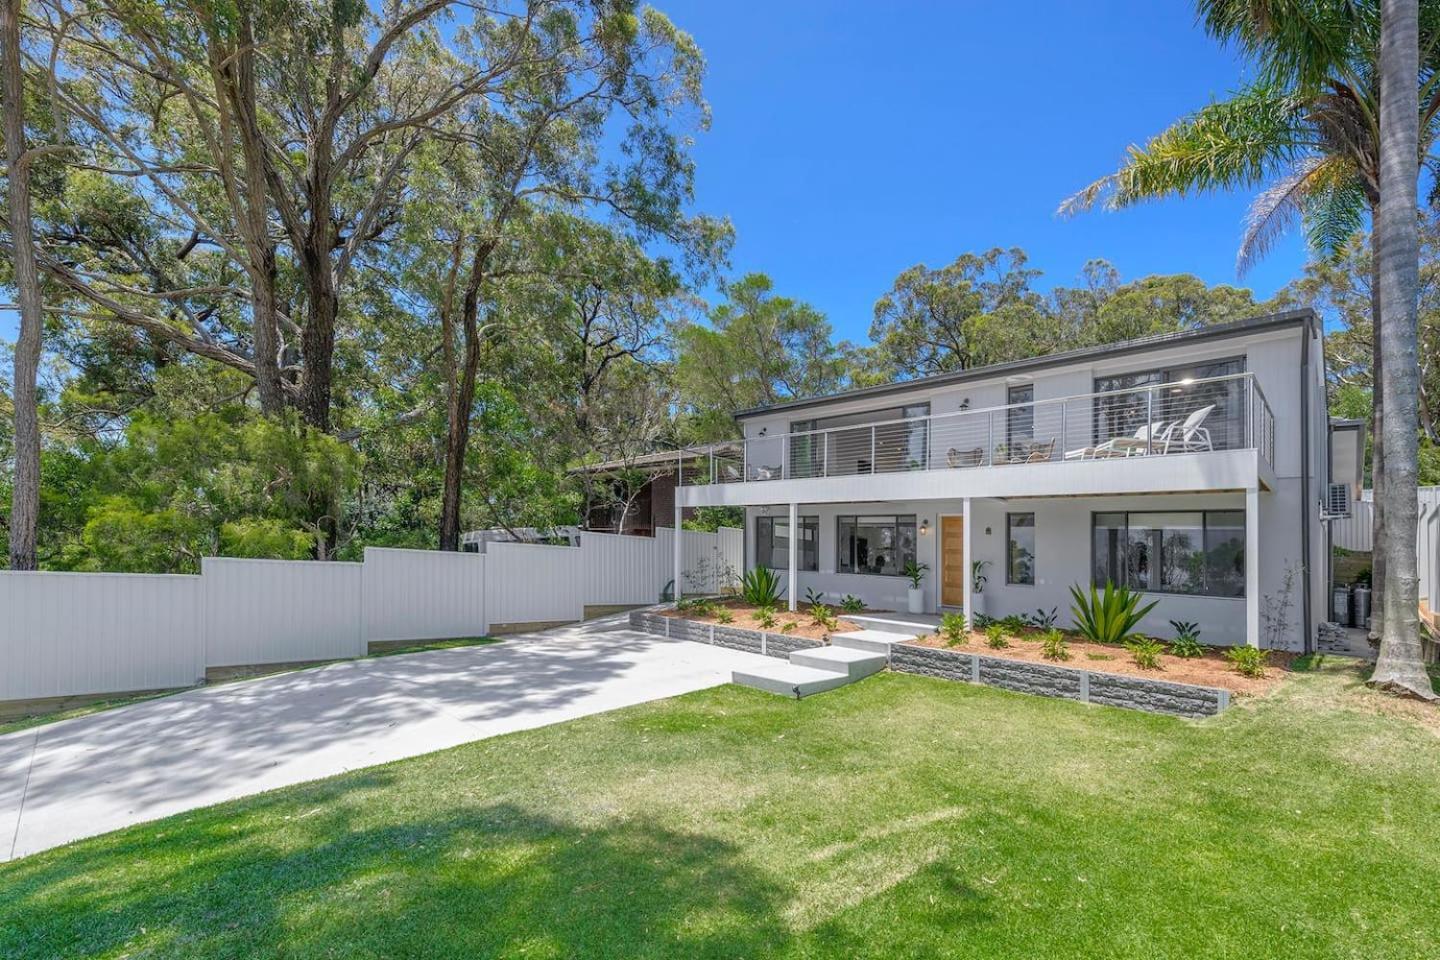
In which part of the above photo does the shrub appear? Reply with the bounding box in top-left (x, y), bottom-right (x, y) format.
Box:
top-left (1029, 606), bottom-right (1059, 629)
top-left (985, 623), bottom-right (1009, 649)
top-left (1126, 636), bottom-right (1165, 670)
top-left (804, 586), bottom-right (826, 606)
top-left (999, 614), bottom-right (1028, 637)
top-left (715, 609), bottom-right (733, 625)
top-left (1168, 620), bottom-right (1204, 659)
top-left (839, 594), bottom-right (865, 614)
top-left (940, 611), bottom-right (967, 646)
top-left (973, 612), bottom-right (995, 629)
top-left (809, 603), bottom-right (838, 631)
top-left (1226, 645), bottom-right (1271, 678)
top-left (1069, 581), bottom-right (1160, 646)
top-left (688, 600), bottom-right (715, 619)
top-left (755, 606), bottom-right (778, 629)
top-left (1040, 629), bottom-right (1069, 661)
top-left (740, 567), bottom-right (784, 607)
top-left (780, 621), bottom-right (796, 634)
top-left (904, 561), bottom-right (929, 590)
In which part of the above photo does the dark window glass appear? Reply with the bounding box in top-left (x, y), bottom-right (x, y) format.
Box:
top-left (791, 404), bottom-right (931, 477)
top-left (1006, 513), bottom-right (1036, 585)
top-left (756, 516), bottom-right (818, 571)
top-left (1091, 511), bottom-right (1244, 597)
top-left (837, 515), bottom-right (917, 577)
top-left (1007, 385), bottom-right (1034, 446)
top-left (1093, 357), bottom-right (1244, 451)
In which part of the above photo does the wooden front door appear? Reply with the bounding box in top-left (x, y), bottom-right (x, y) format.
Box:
top-left (941, 515), bottom-right (965, 607)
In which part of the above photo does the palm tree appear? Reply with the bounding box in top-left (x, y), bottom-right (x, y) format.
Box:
top-left (1372, 0), bottom-right (1433, 698)
top-left (1061, 0), bottom-right (1437, 695)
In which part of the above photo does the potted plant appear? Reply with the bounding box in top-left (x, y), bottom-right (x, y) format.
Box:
top-left (904, 561), bottom-right (929, 614)
top-left (970, 560), bottom-right (990, 617)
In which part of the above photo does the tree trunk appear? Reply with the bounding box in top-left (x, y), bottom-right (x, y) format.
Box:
top-left (233, 14), bottom-right (283, 415)
top-left (1370, 232), bottom-right (1386, 637)
top-left (438, 241), bottom-right (494, 551)
top-left (2, 0), bottom-right (43, 571)
top-left (1370, 0), bottom-right (1434, 698)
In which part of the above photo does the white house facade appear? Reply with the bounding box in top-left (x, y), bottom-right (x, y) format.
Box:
top-left (671, 309), bottom-right (1340, 652)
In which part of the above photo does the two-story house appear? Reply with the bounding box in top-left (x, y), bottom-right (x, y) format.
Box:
top-left (668, 308), bottom-right (1340, 652)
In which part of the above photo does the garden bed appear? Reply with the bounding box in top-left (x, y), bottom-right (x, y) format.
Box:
top-left (657, 598), bottom-right (863, 642)
top-left (909, 625), bottom-right (1292, 698)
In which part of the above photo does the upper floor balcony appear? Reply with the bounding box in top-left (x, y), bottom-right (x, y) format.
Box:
top-left (675, 372), bottom-right (1275, 500)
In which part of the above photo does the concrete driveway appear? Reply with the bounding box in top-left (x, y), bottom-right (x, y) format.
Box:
top-left (1, 615), bottom-right (773, 861)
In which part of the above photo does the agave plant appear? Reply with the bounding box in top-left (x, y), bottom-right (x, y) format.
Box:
top-left (1069, 581), bottom-right (1159, 646)
top-left (740, 567), bottom-right (784, 607)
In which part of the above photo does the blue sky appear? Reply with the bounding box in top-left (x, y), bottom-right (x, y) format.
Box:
top-left (1, 1), bottom-right (1307, 347)
top-left (666, 0), bottom-right (1305, 344)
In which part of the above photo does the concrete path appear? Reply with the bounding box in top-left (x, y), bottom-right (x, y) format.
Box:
top-left (0, 616), bottom-right (774, 861)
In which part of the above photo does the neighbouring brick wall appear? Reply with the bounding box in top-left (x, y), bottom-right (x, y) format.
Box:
top-left (890, 642), bottom-right (1229, 719)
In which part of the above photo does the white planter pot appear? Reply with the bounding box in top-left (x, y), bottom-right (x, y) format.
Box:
top-left (907, 587), bottom-right (925, 614)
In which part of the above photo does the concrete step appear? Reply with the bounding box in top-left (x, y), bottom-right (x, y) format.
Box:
top-left (830, 628), bottom-right (919, 654)
top-left (790, 645), bottom-right (887, 679)
top-left (732, 662), bottom-right (854, 699)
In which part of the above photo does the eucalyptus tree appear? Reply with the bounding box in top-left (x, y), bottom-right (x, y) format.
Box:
top-left (1, 0), bottom-right (42, 569)
top-left (391, 3), bottom-right (725, 549)
top-left (1061, 0), bottom-right (1439, 690)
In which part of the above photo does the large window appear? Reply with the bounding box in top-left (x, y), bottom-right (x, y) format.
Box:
top-left (1093, 357), bottom-right (1245, 450)
top-left (1007, 384), bottom-right (1034, 447)
top-left (837, 515), bottom-right (917, 577)
top-left (1006, 513), bottom-right (1036, 585)
top-left (1092, 511), bottom-right (1245, 597)
top-left (791, 403), bottom-right (931, 477)
top-left (757, 515), bottom-right (819, 571)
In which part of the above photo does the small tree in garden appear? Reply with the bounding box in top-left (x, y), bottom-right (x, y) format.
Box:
top-left (1069, 581), bottom-right (1159, 646)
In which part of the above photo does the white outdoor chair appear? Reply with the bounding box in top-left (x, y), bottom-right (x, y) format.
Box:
top-left (1064, 421), bottom-right (1171, 460)
top-left (1157, 404), bottom-right (1216, 453)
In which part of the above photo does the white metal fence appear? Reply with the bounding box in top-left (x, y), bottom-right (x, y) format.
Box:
top-left (0, 527), bottom-right (741, 703)
top-left (1331, 493), bottom-right (1440, 613)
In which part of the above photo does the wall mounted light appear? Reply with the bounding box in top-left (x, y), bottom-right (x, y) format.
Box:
top-left (920, 518), bottom-right (930, 536)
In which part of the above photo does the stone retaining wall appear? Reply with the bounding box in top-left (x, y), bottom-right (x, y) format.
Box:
top-left (628, 608), bottom-right (823, 660)
top-left (889, 642), bottom-right (1229, 719)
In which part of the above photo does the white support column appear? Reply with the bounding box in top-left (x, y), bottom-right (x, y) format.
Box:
top-left (673, 501), bottom-right (684, 604)
top-left (1245, 486), bottom-right (1260, 646)
top-left (787, 501), bottom-right (799, 612)
top-left (962, 497), bottom-right (974, 630)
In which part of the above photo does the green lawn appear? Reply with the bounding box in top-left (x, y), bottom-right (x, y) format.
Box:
top-left (4, 658), bottom-right (1439, 959)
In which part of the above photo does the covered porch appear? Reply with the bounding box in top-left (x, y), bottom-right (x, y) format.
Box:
top-left (674, 488), bottom-right (1270, 648)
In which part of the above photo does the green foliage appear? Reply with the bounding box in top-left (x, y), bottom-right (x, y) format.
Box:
top-left (1040, 629), bottom-right (1070, 662)
top-left (682, 507), bottom-right (745, 532)
top-left (1069, 581), bottom-right (1161, 646)
top-left (998, 614), bottom-right (1028, 637)
top-left (940, 612), bottom-right (968, 646)
top-left (973, 612), bottom-right (995, 629)
top-left (1168, 620), bottom-right (1205, 659)
top-left (1126, 637), bottom-right (1166, 670)
top-left (984, 623), bottom-right (1009, 649)
top-left (1227, 645), bottom-right (1272, 678)
top-left (42, 411), bottom-right (356, 573)
top-left (972, 560), bottom-right (990, 593)
top-left (903, 561), bottom-right (928, 590)
top-left (755, 606), bottom-right (778, 630)
top-left (809, 603), bottom-right (837, 631)
top-left (714, 609), bottom-right (734, 625)
top-left (779, 621), bottom-right (796, 634)
top-left (838, 594), bottom-right (865, 614)
top-left (1027, 607), bottom-right (1059, 629)
top-left (740, 567), bottom-right (783, 607)
top-left (804, 587), bottom-right (826, 606)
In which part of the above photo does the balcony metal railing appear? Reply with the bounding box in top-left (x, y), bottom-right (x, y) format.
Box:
top-left (676, 372), bottom-right (1276, 486)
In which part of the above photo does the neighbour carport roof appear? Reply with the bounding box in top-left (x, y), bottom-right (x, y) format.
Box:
top-left (572, 441), bottom-right (742, 475)
top-left (734, 308), bottom-right (1316, 420)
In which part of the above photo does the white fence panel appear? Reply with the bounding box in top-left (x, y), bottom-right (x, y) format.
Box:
top-left (719, 526), bottom-right (743, 583)
top-left (1331, 500), bottom-right (1374, 552)
top-left (0, 572), bottom-right (204, 701)
top-left (363, 547), bottom-right (487, 642)
top-left (1420, 504), bottom-right (1440, 607)
top-left (483, 541), bottom-right (585, 625)
top-left (582, 532), bottom-right (668, 606)
top-left (203, 558), bottom-right (364, 667)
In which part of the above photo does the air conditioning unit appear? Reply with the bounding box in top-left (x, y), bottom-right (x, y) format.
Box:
top-left (1322, 482), bottom-right (1351, 519)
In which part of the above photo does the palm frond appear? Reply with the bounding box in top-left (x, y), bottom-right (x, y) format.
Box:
top-left (1198, 0), bottom-right (1376, 93)
top-left (1299, 173), bottom-right (1368, 262)
top-left (1059, 83), bottom-right (1312, 217)
top-left (1237, 154), bottom-right (1359, 275)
